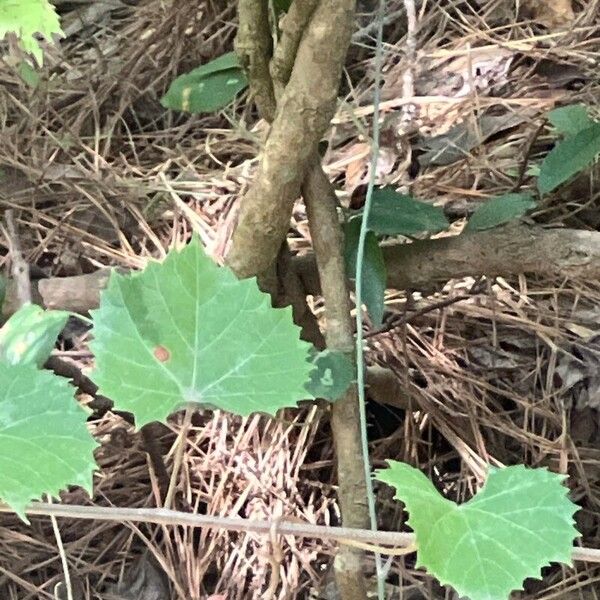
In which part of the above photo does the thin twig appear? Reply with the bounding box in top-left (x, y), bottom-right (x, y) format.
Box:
top-left (164, 406), bottom-right (193, 509)
top-left (3, 501), bottom-right (600, 564)
top-left (400, 0), bottom-right (417, 132)
top-left (364, 293), bottom-right (473, 338)
top-left (3, 209), bottom-right (31, 305)
top-left (48, 496), bottom-right (74, 600)
top-left (512, 121), bottom-right (545, 192)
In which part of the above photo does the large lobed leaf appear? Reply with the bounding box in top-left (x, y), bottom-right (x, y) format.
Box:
top-left (0, 0), bottom-right (63, 65)
top-left (90, 239), bottom-right (314, 426)
top-left (376, 462), bottom-right (579, 600)
top-left (0, 363), bottom-right (97, 519)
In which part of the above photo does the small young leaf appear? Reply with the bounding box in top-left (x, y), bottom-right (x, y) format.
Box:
top-left (357, 187), bottom-right (449, 237)
top-left (0, 303), bottom-right (69, 367)
top-left (90, 238), bottom-right (314, 426)
top-left (0, 362), bottom-right (97, 519)
top-left (18, 60), bottom-right (40, 87)
top-left (0, 0), bottom-right (63, 66)
top-left (161, 52), bottom-right (248, 114)
top-left (306, 349), bottom-right (354, 401)
top-left (538, 122), bottom-right (600, 194)
top-left (548, 104), bottom-right (594, 137)
top-left (466, 193), bottom-right (536, 231)
top-left (177, 52), bottom-right (242, 78)
top-left (376, 462), bottom-right (579, 600)
top-left (344, 219), bottom-right (386, 327)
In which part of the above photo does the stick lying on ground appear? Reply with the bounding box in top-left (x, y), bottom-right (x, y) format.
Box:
top-left (4, 225), bottom-right (600, 317)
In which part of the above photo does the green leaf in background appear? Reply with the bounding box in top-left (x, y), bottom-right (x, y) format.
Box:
top-left (0, 303), bottom-right (69, 367)
top-left (345, 219), bottom-right (386, 327)
top-left (538, 122), bottom-right (600, 194)
top-left (0, 0), bottom-right (63, 66)
top-left (160, 52), bottom-right (248, 114)
top-left (17, 60), bottom-right (40, 88)
top-left (306, 349), bottom-right (354, 401)
top-left (273, 0), bottom-right (293, 13)
top-left (358, 187), bottom-right (449, 237)
top-left (376, 462), bottom-right (579, 600)
top-left (548, 104), bottom-right (594, 137)
top-left (90, 238), bottom-right (314, 426)
top-left (0, 362), bottom-right (97, 519)
top-left (465, 193), bottom-right (536, 232)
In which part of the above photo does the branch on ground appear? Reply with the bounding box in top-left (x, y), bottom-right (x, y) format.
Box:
top-left (8, 226), bottom-right (600, 316)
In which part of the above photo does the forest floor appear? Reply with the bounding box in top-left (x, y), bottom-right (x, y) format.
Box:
top-left (1, 0), bottom-right (600, 598)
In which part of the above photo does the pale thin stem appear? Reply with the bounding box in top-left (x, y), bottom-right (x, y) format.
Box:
top-left (354, 0), bottom-right (387, 597)
top-left (164, 406), bottom-right (193, 509)
top-left (4, 502), bottom-right (600, 564)
top-left (48, 495), bottom-right (74, 600)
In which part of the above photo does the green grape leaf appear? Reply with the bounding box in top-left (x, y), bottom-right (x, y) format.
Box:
top-left (376, 462), bottom-right (579, 600)
top-left (351, 187), bottom-right (449, 237)
top-left (344, 219), bottom-right (386, 327)
top-left (538, 122), bottom-right (600, 194)
top-left (306, 349), bottom-right (354, 401)
top-left (0, 362), bottom-right (97, 520)
top-left (90, 238), bottom-right (314, 426)
top-left (0, 0), bottom-right (63, 66)
top-left (160, 52), bottom-right (248, 114)
top-left (0, 303), bottom-right (69, 367)
top-left (465, 193), bottom-right (536, 232)
top-left (548, 104), bottom-right (594, 137)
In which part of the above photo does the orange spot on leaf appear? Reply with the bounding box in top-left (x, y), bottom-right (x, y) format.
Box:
top-left (153, 345), bottom-right (171, 362)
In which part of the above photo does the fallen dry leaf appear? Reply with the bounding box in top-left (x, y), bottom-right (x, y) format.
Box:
top-left (523, 0), bottom-right (575, 28)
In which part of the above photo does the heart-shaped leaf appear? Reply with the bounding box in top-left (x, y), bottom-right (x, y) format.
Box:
top-left (0, 303), bottom-right (69, 367)
top-left (539, 122), bottom-right (600, 194)
top-left (0, 362), bottom-right (97, 519)
top-left (376, 462), bottom-right (578, 600)
top-left (90, 238), bottom-right (314, 426)
top-left (548, 104), bottom-right (594, 137)
top-left (354, 187), bottom-right (449, 237)
top-left (466, 193), bottom-right (536, 231)
top-left (161, 52), bottom-right (248, 114)
top-left (0, 0), bottom-right (63, 66)
top-left (306, 349), bottom-right (354, 401)
top-left (344, 218), bottom-right (387, 326)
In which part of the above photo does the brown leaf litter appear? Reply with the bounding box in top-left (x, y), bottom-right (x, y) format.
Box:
top-left (1, 0), bottom-right (600, 598)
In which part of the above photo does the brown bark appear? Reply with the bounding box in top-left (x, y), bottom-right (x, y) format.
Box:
top-left (10, 225), bottom-right (600, 316)
top-left (294, 224), bottom-right (600, 292)
top-left (270, 0), bottom-right (320, 97)
top-left (235, 0), bottom-right (276, 121)
top-left (304, 159), bottom-right (369, 599)
top-left (225, 0), bottom-right (356, 279)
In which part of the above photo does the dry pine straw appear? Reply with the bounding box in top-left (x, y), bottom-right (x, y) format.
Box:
top-left (1, 0), bottom-right (600, 598)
